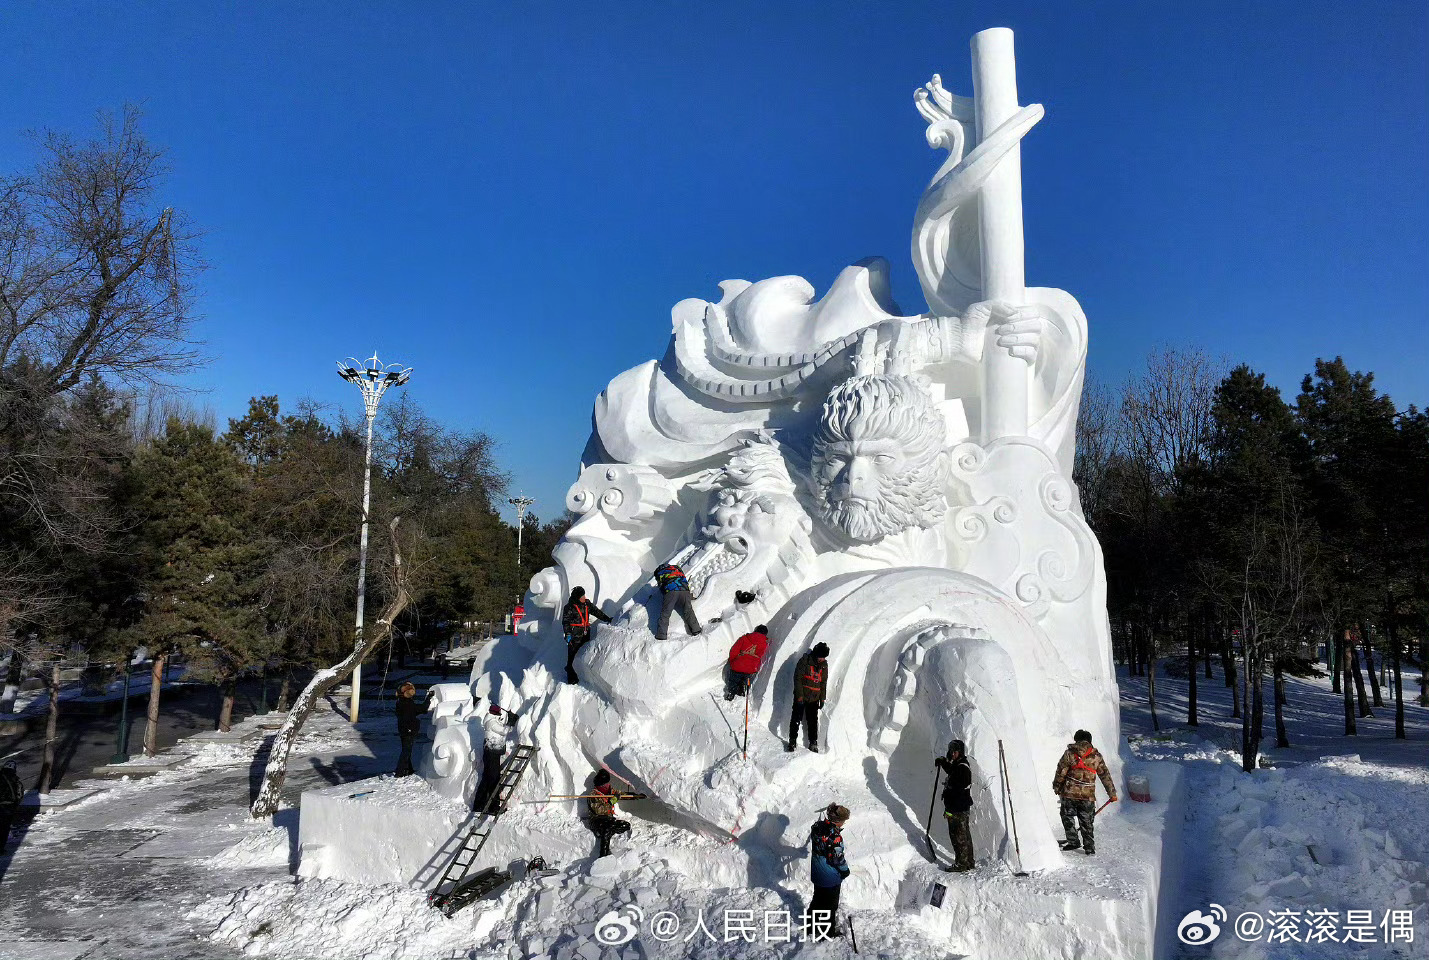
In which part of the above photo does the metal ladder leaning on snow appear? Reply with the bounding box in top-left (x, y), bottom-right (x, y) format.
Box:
top-left (426, 743), bottom-right (538, 917)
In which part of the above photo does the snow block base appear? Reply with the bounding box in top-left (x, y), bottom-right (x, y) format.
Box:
top-left (298, 776), bottom-right (472, 889)
top-left (901, 762), bottom-right (1185, 960)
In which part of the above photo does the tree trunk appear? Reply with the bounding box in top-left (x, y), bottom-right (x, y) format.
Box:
top-left (1240, 635), bottom-right (1252, 771)
top-left (1360, 622), bottom-right (1383, 707)
top-left (1148, 625), bottom-right (1160, 733)
top-left (217, 674), bottom-right (237, 732)
top-left (39, 662), bottom-right (62, 792)
top-left (1388, 607), bottom-right (1405, 739)
top-left (1330, 628), bottom-right (1341, 693)
top-left (252, 518), bottom-right (410, 819)
top-left (1250, 647), bottom-right (1265, 766)
top-left (1273, 659), bottom-right (1289, 748)
top-left (1203, 616), bottom-right (1213, 679)
top-left (1187, 619), bottom-right (1198, 727)
top-left (1342, 629), bottom-right (1357, 736)
top-left (1220, 626), bottom-right (1235, 687)
top-left (0, 648), bottom-right (22, 714)
top-left (143, 653), bottom-right (166, 757)
top-left (1227, 629), bottom-right (1241, 719)
top-left (277, 670), bottom-right (292, 711)
top-left (1349, 635), bottom-right (1373, 717)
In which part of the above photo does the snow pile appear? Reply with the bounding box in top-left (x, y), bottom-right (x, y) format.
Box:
top-left (191, 878), bottom-right (485, 960)
top-left (211, 826), bottom-right (294, 870)
top-left (179, 741), bottom-right (257, 768)
top-left (197, 842), bottom-right (955, 960)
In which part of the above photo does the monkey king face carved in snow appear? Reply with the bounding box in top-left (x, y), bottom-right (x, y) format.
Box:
top-left (810, 374), bottom-right (950, 544)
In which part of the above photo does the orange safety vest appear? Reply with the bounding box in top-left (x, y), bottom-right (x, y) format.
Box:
top-left (1071, 746), bottom-right (1098, 775)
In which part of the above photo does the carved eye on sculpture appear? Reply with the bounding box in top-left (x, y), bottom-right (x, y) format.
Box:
top-left (752, 496), bottom-right (775, 513)
top-left (727, 534), bottom-right (750, 555)
top-left (874, 454), bottom-right (895, 465)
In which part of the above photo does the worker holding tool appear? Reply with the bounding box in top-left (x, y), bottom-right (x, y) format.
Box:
top-left (1051, 728), bottom-right (1117, 855)
top-left (584, 769), bottom-right (646, 858)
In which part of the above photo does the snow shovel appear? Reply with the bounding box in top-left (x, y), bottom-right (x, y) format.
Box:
top-left (1094, 797), bottom-right (1117, 817)
top-left (923, 766), bottom-right (943, 864)
top-left (997, 740), bottom-right (1029, 877)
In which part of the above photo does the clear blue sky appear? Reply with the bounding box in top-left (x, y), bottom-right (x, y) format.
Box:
top-left (2, 1), bottom-right (1425, 521)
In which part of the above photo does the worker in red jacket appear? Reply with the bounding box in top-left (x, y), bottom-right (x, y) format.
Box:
top-left (724, 625), bottom-right (770, 701)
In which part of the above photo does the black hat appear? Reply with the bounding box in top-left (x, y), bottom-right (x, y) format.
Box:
top-left (947, 739), bottom-right (966, 756)
top-left (811, 642), bottom-right (830, 658)
top-left (1074, 729), bottom-right (1092, 744)
top-left (593, 769), bottom-right (610, 786)
top-left (755, 624), bottom-right (769, 634)
top-left (570, 586), bottom-right (586, 599)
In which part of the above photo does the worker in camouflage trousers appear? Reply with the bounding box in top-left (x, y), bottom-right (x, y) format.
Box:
top-left (1051, 729), bottom-right (1117, 855)
top-left (807, 802), bottom-right (850, 938)
top-left (934, 739), bottom-right (975, 871)
top-left (787, 642), bottom-right (829, 753)
top-left (652, 561), bottom-right (702, 640)
top-left (561, 586), bottom-right (611, 685)
top-left (585, 769), bottom-right (640, 858)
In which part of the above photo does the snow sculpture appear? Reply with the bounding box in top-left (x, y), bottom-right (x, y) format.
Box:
top-left (418, 682), bottom-right (479, 805)
top-left (489, 27), bottom-right (1120, 895)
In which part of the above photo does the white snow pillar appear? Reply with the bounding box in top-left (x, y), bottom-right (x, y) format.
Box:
top-left (972, 28), bottom-right (1030, 441)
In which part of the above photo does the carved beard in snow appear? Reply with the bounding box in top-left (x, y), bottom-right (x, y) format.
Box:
top-left (810, 374), bottom-right (951, 545)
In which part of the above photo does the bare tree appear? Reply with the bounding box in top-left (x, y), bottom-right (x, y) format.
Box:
top-left (1216, 484), bottom-right (1316, 769)
top-left (250, 518), bottom-right (413, 819)
top-left (0, 105), bottom-right (201, 390)
top-left (1116, 346), bottom-right (1226, 729)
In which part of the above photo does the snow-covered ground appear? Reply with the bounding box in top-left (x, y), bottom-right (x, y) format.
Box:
top-left (3, 662), bottom-right (1426, 959)
top-left (1121, 661), bottom-right (1429, 959)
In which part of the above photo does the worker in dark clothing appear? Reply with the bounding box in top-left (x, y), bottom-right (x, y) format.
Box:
top-left (0, 759), bottom-right (23, 854)
top-left (1052, 729), bottom-right (1118, 855)
top-left (394, 682), bottom-right (422, 777)
top-left (934, 739), bottom-right (975, 871)
top-left (561, 586), bottom-right (611, 685)
top-left (787, 642), bottom-right (830, 753)
top-left (807, 802), bottom-right (851, 939)
top-left (724, 625), bottom-right (770, 701)
top-left (652, 561), bottom-right (702, 640)
top-left (585, 769), bottom-right (644, 858)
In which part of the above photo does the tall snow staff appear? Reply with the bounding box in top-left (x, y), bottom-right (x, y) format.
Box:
top-left (912, 27), bottom-right (1044, 443)
top-left (972, 28), bottom-right (1030, 442)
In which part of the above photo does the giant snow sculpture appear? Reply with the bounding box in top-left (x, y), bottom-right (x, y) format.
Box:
top-left (477, 27), bottom-right (1120, 895)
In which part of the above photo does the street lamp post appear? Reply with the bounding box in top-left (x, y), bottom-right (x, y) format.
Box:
top-left (508, 496), bottom-right (535, 574)
top-left (109, 649), bottom-right (136, 764)
top-left (338, 352), bottom-right (412, 724)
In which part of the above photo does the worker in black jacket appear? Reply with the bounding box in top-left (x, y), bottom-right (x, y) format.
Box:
top-left (934, 739), bottom-right (975, 871)
top-left (561, 586), bottom-right (611, 685)
top-left (394, 682), bottom-right (423, 777)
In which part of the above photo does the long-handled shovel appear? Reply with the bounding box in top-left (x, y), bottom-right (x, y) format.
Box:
top-left (923, 766), bottom-right (943, 863)
top-left (997, 739), bottom-right (1029, 877)
top-left (742, 689), bottom-right (750, 759)
top-left (1094, 797), bottom-right (1117, 817)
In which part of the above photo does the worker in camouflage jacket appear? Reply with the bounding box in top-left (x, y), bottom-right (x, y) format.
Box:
top-left (1051, 729), bottom-right (1117, 855)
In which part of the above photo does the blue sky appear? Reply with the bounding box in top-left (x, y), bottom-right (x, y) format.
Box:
top-left (2, 1), bottom-right (1425, 521)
